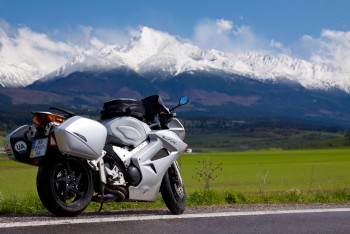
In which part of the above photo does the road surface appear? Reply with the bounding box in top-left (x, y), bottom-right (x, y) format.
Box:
top-left (1, 204), bottom-right (350, 233)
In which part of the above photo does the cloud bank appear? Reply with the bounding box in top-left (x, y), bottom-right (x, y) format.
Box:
top-left (0, 18), bottom-right (350, 79)
top-left (192, 18), bottom-right (268, 53)
top-left (0, 20), bottom-right (133, 78)
top-left (302, 29), bottom-right (350, 73)
top-left (0, 20), bottom-right (80, 75)
top-left (192, 18), bottom-right (350, 74)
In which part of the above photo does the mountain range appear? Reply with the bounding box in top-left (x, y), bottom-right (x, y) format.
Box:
top-left (1, 27), bottom-right (350, 127)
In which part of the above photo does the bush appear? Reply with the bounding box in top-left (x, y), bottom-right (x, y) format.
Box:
top-left (188, 190), bottom-right (224, 206)
top-left (224, 191), bottom-right (237, 204)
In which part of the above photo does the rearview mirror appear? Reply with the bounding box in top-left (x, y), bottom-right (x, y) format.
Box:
top-left (169, 96), bottom-right (189, 112)
top-left (179, 96), bottom-right (189, 105)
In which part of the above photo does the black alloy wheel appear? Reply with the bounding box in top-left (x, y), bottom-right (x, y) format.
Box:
top-left (37, 156), bottom-right (94, 217)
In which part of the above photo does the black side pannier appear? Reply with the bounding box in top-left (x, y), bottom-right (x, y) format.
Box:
top-left (100, 99), bottom-right (145, 120)
top-left (9, 125), bottom-right (33, 164)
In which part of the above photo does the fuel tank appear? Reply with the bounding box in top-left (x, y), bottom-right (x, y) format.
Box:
top-left (102, 117), bottom-right (151, 147)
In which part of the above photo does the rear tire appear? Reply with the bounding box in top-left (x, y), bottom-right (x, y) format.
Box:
top-left (160, 163), bottom-right (186, 214)
top-left (37, 156), bottom-right (94, 217)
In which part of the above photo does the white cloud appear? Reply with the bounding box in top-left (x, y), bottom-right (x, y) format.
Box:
top-left (269, 39), bottom-right (291, 55)
top-left (302, 29), bottom-right (350, 73)
top-left (0, 21), bottom-right (132, 76)
top-left (94, 27), bottom-right (133, 46)
top-left (0, 24), bottom-right (83, 75)
top-left (216, 19), bottom-right (233, 32)
top-left (192, 18), bottom-right (350, 75)
top-left (192, 18), bottom-right (271, 53)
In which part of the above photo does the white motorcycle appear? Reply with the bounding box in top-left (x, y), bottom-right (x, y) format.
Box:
top-left (4, 95), bottom-right (189, 217)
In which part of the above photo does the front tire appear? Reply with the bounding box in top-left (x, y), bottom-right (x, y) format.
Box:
top-left (160, 163), bottom-right (186, 214)
top-left (37, 156), bottom-right (94, 217)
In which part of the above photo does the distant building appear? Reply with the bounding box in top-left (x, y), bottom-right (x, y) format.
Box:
top-left (240, 145), bottom-right (249, 150)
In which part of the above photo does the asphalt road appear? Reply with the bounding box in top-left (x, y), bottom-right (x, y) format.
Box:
top-left (1, 204), bottom-right (350, 234)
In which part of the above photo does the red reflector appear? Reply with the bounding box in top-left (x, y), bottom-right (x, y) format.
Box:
top-left (50, 135), bottom-right (57, 146)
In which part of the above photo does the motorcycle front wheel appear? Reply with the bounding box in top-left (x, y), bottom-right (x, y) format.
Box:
top-left (37, 156), bottom-right (94, 217)
top-left (160, 162), bottom-right (186, 214)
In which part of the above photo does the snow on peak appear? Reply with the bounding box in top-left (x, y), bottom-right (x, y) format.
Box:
top-left (45, 26), bottom-right (201, 79)
top-left (2, 26), bottom-right (350, 93)
top-left (130, 27), bottom-right (178, 55)
top-left (0, 61), bottom-right (42, 87)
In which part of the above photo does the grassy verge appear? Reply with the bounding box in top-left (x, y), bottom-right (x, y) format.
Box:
top-left (1, 190), bottom-right (350, 215)
top-left (2, 148), bottom-right (350, 215)
top-left (187, 189), bottom-right (350, 205)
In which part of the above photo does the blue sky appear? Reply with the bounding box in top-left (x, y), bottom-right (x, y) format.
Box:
top-left (1, 0), bottom-right (349, 45)
top-left (1, 0), bottom-right (350, 74)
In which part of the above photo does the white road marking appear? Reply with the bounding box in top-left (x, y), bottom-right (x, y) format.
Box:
top-left (1, 208), bottom-right (350, 228)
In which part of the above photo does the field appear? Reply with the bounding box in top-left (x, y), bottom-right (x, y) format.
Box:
top-left (180, 149), bottom-right (350, 193)
top-left (185, 130), bottom-right (350, 152)
top-left (1, 148), bottom-right (350, 196)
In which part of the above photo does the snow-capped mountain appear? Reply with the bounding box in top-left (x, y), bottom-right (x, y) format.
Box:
top-left (41, 27), bottom-right (350, 93)
top-left (2, 26), bottom-right (350, 93)
top-left (0, 25), bottom-right (54, 88)
top-left (2, 27), bottom-right (350, 128)
top-left (0, 60), bottom-right (42, 87)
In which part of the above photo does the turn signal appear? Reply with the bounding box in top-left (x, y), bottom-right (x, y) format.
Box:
top-left (182, 145), bottom-right (189, 153)
top-left (33, 112), bottom-right (65, 126)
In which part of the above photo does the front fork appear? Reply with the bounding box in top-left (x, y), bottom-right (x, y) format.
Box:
top-left (171, 161), bottom-right (185, 197)
top-left (172, 161), bottom-right (184, 186)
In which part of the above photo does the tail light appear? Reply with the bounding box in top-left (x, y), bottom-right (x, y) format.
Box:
top-left (32, 112), bottom-right (66, 127)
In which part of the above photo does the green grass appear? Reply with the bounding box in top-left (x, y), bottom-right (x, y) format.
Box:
top-left (1, 148), bottom-right (350, 214)
top-left (0, 157), bottom-right (38, 196)
top-left (2, 148), bottom-right (350, 195)
top-left (0, 192), bottom-right (47, 214)
top-left (187, 189), bottom-right (350, 205)
top-left (2, 189), bottom-right (350, 215)
top-left (0, 136), bottom-right (4, 148)
top-left (180, 149), bottom-right (350, 193)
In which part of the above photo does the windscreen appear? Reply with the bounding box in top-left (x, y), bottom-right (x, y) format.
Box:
top-left (141, 95), bottom-right (169, 121)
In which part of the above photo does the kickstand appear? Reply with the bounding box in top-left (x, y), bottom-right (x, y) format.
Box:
top-left (98, 202), bottom-right (104, 213)
top-left (98, 183), bottom-right (105, 213)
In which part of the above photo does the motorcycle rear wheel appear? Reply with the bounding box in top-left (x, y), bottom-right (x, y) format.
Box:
top-left (160, 163), bottom-right (186, 214)
top-left (37, 156), bottom-right (94, 217)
